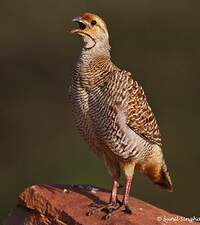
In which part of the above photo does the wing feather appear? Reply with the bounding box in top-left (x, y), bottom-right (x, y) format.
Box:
top-left (126, 73), bottom-right (162, 146)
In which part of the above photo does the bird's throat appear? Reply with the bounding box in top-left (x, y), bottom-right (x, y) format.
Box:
top-left (82, 33), bottom-right (96, 49)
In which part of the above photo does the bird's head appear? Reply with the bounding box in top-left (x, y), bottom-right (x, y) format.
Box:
top-left (71, 13), bottom-right (110, 51)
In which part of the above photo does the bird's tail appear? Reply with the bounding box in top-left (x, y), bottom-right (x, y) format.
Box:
top-left (153, 160), bottom-right (173, 192)
top-left (142, 158), bottom-right (173, 192)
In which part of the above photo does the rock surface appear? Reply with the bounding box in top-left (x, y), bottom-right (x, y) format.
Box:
top-left (4, 184), bottom-right (198, 225)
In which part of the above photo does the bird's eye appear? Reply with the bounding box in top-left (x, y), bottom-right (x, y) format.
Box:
top-left (91, 20), bottom-right (97, 26)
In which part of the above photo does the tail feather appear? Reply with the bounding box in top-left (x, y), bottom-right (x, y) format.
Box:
top-left (155, 161), bottom-right (173, 192)
top-left (143, 159), bottom-right (173, 192)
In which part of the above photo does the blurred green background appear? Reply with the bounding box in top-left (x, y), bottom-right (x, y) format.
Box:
top-left (1, 0), bottom-right (200, 222)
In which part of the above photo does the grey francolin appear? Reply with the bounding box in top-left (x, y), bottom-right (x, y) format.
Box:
top-left (69, 12), bottom-right (173, 219)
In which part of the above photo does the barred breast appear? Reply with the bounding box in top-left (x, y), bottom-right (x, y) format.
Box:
top-left (69, 69), bottom-right (94, 148)
top-left (70, 55), bottom-right (160, 162)
top-left (87, 69), bottom-right (153, 161)
top-left (69, 58), bottom-right (109, 158)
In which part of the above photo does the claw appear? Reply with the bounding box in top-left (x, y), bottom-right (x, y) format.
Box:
top-left (123, 205), bottom-right (132, 214)
top-left (102, 213), bottom-right (111, 220)
top-left (102, 206), bottom-right (114, 214)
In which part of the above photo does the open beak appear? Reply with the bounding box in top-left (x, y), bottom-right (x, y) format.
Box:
top-left (70, 17), bottom-right (87, 34)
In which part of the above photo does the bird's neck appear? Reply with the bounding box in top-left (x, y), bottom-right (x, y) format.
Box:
top-left (76, 44), bottom-right (115, 89)
top-left (80, 40), bottom-right (111, 60)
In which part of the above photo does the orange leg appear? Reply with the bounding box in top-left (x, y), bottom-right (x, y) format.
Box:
top-left (122, 175), bottom-right (133, 214)
top-left (109, 176), bottom-right (120, 205)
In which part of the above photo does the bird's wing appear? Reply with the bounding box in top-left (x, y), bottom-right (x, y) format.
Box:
top-left (126, 73), bottom-right (162, 146)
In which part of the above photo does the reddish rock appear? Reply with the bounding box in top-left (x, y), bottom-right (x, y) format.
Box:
top-left (4, 184), bottom-right (198, 225)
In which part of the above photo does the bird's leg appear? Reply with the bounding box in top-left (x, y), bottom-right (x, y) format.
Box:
top-left (109, 177), bottom-right (120, 205)
top-left (102, 176), bottom-right (133, 220)
top-left (122, 175), bottom-right (133, 214)
top-left (100, 177), bottom-right (123, 220)
top-left (87, 175), bottom-right (134, 220)
top-left (86, 176), bottom-right (120, 216)
top-left (120, 163), bottom-right (135, 214)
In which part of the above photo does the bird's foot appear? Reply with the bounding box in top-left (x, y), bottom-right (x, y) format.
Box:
top-left (121, 204), bottom-right (132, 214)
top-left (87, 200), bottom-right (132, 220)
top-left (102, 203), bottom-right (132, 220)
top-left (86, 202), bottom-right (107, 216)
top-left (86, 199), bottom-right (121, 218)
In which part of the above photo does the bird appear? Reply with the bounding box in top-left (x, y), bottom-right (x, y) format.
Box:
top-left (69, 12), bottom-right (173, 219)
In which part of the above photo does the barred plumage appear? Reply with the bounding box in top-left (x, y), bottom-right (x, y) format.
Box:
top-left (69, 12), bottom-right (173, 217)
